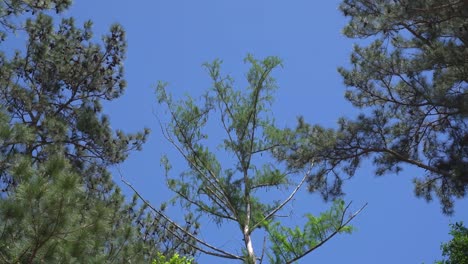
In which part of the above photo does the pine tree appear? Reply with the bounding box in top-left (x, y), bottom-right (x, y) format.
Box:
top-left (274, 0), bottom-right (468, 215)
top-left (148, 55), bottom-right (365, 264)
top-left (0, 3), bottom-right (197, 262)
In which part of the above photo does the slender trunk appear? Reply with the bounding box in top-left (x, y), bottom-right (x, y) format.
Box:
top-left (243, 225), bottom-right (256, 264)
top-left (243, 169), bottom-right (256, 263)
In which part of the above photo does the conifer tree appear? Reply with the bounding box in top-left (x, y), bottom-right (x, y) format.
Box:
top-left (0, 3), bottom-right (197, 262)
top-left (276, 0), bottom-right (467, 214)
top-left (148, 55), bottom-right (365, 264)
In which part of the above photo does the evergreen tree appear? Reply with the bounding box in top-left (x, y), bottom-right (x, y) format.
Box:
top-left (274, 0), bottom-right (467, 214)
top-left (0, 3), bottom-right (197, 262)
top-left (0, 111), bottom-right (183, 262)
top-left (0, 12), bottom-right (148, 194)
top-left (149, 55), bottom-right (365, 264)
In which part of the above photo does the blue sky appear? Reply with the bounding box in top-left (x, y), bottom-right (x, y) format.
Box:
top-left (52, 1), bottom-right (468, 263)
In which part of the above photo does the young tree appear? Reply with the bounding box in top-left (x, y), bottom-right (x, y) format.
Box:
top-left (0, 4), bottom-right (197, 262)
top-left (149, 55), bottom-right (365, 263)
top-left (274, 0), bottom-right (467, 214)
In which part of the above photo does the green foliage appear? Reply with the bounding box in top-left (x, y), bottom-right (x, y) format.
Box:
top-left (266, 199), bottom-right (353, 264)
top-left (157, 55), bottom-right (361, 263)
top-left (153, 253), bottom-right (194, 264)
top-left (0, 104), bottom-right (189, 262)
top-left (0, 12), bottom-right (150, 196)
top-left (436, 222), bottom-right (468, 264)
top-left (0, 3), bottom-right (196, 262)
top-left (0, 154), bottom-right (109, 262)
top-left (275, 0), bottom-right (468, 214)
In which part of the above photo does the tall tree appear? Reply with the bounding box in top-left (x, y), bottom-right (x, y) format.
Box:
top-left (274, 0), bottom-right (467, 214)
top-left (145, 55), bottom-right (365, 264)
top-left (0, 4), bottom-right (197, 262)
top-left (0, 12), bottom-right (148, 192)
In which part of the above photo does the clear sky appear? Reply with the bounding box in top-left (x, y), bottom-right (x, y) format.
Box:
top-left (54, 1), bottom-right (468, 263)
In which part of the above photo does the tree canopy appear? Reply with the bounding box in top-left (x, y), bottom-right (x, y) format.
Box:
top-left (0, 3), bottom-right (196, 262)
top-left (275, 0), bottom-right (467, 215)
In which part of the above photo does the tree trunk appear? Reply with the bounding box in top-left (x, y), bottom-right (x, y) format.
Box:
top-left (243, 225), bottom-right (256, 264)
